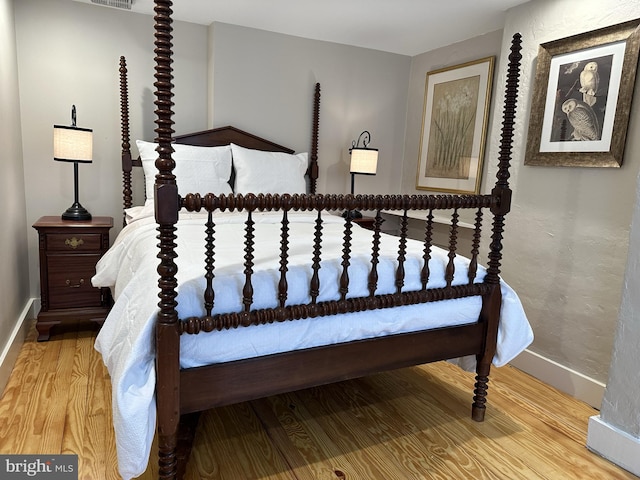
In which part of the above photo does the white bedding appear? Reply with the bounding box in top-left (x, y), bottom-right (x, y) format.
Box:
top-left (93, 210), bottom-right (533, 479)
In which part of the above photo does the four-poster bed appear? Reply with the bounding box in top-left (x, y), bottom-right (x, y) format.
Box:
top-left (93, 2), bottom-right (532, 478)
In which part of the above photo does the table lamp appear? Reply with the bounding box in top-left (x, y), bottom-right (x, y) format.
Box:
top-left (53, 105), bottom-right (93, 221)
top-left (344, 130), bottom-right (378, 219)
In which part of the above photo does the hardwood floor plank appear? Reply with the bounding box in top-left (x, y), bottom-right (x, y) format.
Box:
top-left (250, 396), bottom-right (334, 479)
top-left (297, 380), bottom-right (492, 479)
top-left (0, 323), bottom-right (59, 453)
top-left (78, 331), bottom-right (114, 479)
top-left (62, 330), bottom-right (91, 458)
top-left (6, 327), bottom-right (72, 454)
top-left (43, 330), bottom-right (77, 452)
top-left (399, 363), bottom-right (636, 479)
top-left (0, 327), bottom-right (41, 450)
top-left (335, 371), bottom-right (536, 479)
top-left (183, 402), bottom-right (297, 480)
top-left (0, 326), bottom-right (636, 480)
top-left (366, 366), bottom-right (553, 479)
top-left (489, 364), bottom-right (596, 441)
top-left (256, 392), bottom-right (398, 479)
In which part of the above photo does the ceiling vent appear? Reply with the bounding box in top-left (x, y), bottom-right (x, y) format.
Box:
top-left (90, 0), bottom-right (133, 10)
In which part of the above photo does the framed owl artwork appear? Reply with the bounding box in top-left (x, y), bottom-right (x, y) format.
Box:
top-left (525, 18), bottom-right (640, 167)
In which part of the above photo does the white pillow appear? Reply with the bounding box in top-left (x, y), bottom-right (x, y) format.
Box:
top-left (136, 140), bottom-right (233, 199)
top-left (231, 143), bottom-right (307, 195)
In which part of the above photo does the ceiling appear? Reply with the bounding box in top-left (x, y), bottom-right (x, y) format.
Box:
top-left (75, 0), bottom-right (530, 56)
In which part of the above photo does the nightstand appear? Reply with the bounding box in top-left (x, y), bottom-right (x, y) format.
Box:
top-left (33, 216), bottom-right (113, 341)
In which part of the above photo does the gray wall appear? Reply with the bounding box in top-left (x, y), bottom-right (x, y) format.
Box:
top-left (0, 0), bottom-right (30, 390)
top-left (496, 0), bottom-right (640, 384)
top-left (15, 0), bottom-right (209, 295)
top-left (210, 22), bottom-right (411, 196)
top-left (601, 168), bottom-right (640, 435)
top-left (15, 2), bottom-right (412, 300)
top-left (588, 125), bottom-right (640, 475)
top-left (403, 1), bottom-right (640, 386)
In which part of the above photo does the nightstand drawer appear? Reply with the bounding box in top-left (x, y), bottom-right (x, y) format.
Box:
top-left (47, 233), bottom-right (103, 252)
top-left (47, 255), bottom-right (102, 309)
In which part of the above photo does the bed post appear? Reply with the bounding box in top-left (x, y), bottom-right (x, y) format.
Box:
top-left (153, 1), bottom-right (181, 478)
top-left (309, 82), bottom-right (321, 194)
top-left (472, 33), bottom-right (522, 422)
top-left (119, 56), bottom-right (133, 227)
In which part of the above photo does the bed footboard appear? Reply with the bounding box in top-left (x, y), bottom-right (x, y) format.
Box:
top-left (147, 1), bottom-right (522, 477)
top-left (179, 193), bottom-right (494, 333)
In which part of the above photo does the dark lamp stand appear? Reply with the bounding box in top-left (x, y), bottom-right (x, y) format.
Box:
top-left (62, 161), bottom-right (92, 221)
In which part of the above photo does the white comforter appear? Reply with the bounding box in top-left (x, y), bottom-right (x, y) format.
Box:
top-left (93, 210), bottom-right (533, 479)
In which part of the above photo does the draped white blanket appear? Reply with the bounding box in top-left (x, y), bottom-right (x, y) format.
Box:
top-left (93, 211), bottom-right (533, 479)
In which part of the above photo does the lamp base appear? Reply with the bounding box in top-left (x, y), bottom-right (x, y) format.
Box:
top-left (61, 202), bottom-right (92, 221)
top-left (342, 210), bottom-right (363, 220)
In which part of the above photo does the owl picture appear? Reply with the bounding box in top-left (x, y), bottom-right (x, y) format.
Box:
top-left (561, 98), bottom-right (600, 141)
top-left (579, 61), bottom-right (599, 107)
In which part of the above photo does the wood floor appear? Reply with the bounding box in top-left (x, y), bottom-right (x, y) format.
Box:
top-left (0, 322), bottom-right (636, 480)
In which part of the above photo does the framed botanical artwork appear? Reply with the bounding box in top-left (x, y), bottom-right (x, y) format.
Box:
top-left (525, 19), bottom-right (640, 167)
top-left (416, 56), bottom-right (494, 194)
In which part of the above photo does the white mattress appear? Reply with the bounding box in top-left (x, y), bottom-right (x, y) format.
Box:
top-left (93, 210), bottom-right (533, 479)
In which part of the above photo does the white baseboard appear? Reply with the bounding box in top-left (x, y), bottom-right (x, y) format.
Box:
top-left (0, 298), bottom-right (37, 396)
top-left (508, 348), bottom-right (605, 409)
top-left (588, 415), bottom-right (640, 476)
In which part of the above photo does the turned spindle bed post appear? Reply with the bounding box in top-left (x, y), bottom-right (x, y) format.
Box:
top-left (119, 56), bottom-right (133, 227)
top-left (471, 33), bottom-right (522, 422)
top-left (151, 1), bottom-right (181, 478)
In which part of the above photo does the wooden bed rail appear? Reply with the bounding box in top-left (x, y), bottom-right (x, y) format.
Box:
top-left (179, 192), bottom-right (496, 333)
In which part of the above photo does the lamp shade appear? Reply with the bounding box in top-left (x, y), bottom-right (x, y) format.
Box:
top-left (350, 148), bottom-right (378, 175)
top-left (53, 125), bottom-right (93, 163)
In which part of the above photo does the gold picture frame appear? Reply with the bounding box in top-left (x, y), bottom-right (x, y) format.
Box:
top-left (525, 19), bottom-right (640, 167)
top-left (416, 56), bottom-right (494, 194)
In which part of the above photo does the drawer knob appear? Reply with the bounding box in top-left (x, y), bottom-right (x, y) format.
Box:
top-left (66, 278), bottom-right (85, 288)
top-left (65, 237), bottom-right (84, 249)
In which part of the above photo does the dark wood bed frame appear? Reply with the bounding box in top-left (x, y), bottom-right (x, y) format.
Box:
top-left (117, 2), bottom-right (522, 478)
